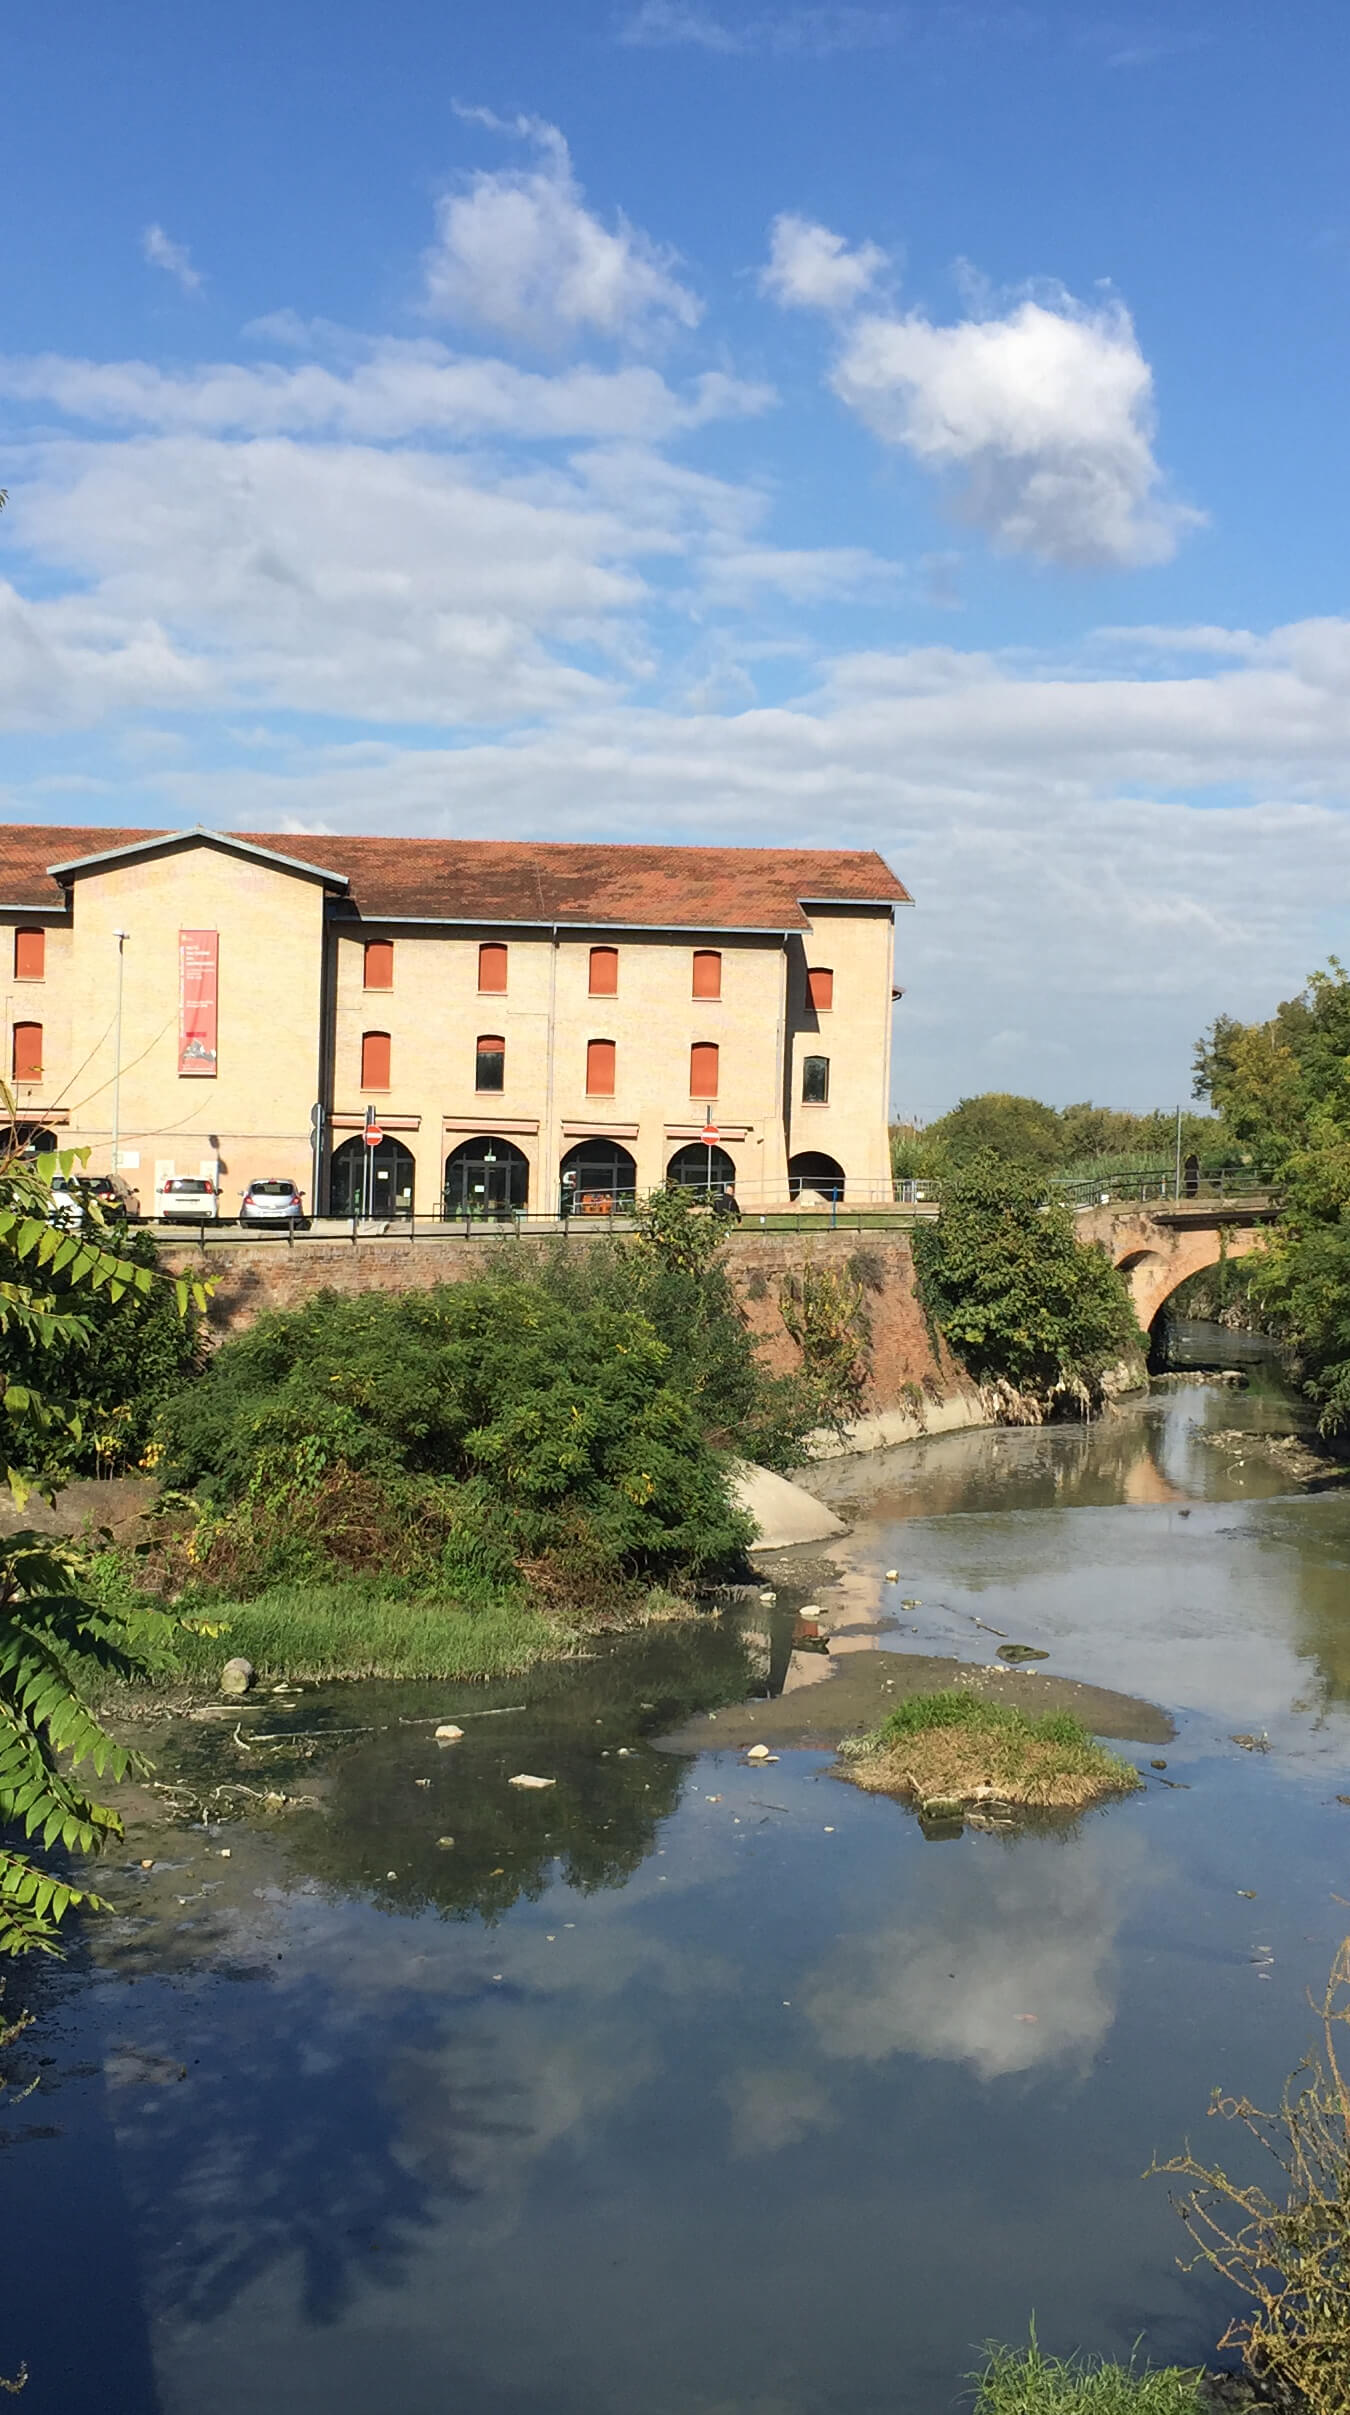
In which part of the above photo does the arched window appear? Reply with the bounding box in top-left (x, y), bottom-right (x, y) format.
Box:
top-left (801, 1055), bottom-right (829, 1104)
top-left (478, 942), bottom-right (508, 993)
top-left (586, 1038), bottom-right (616, 1096)
top-left (667, 1143), bottom-right (736, 1197)
top-left (444, 1136), bottom-right (530, 1218)
top-left (361, 1030), bottom-right (391, 1090)
top-left (589, 945), bottom-right (618, 996)
top-left (11, 1022), bottom-right (42, 1082)
top-left (692, 949), bottom-right (721, 999)
top-left (14, 929), bottom-right (44, 981)
top-left (475, 1034), bottom-right (505, 1092)
top-left (560, 1138), bottom-right (636, 1216)
top-left (806, 966), bottom-right (833, 1011)
top-left (329, 1133), bottom-right (416, 1219)
top-left (689, 1041), bottom-right (719, 1099)
top-left (363, 939), bottom-right (394, 989)
top-left (789, 1150), bottom-right (845, 1202)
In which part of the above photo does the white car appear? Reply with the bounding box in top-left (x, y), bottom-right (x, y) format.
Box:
top-left (156, 1175), bottom-right (219, 1222)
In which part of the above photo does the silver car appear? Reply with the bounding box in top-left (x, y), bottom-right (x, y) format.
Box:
top-left (239, 1177), bottom-right (307, 1231)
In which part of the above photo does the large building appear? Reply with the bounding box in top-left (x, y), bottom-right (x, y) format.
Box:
top-left (0, 825), bottom-right (910, 1218)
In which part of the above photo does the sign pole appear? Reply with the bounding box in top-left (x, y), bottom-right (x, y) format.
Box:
top-left (364, 1104), bottom-right (374, 1221)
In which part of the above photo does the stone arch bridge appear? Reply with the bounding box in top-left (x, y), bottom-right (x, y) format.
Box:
top-left (1076, 1195), bottom-right (1280, 1330)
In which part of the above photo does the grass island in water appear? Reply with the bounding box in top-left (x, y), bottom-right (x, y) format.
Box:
top-left (841, 1687), bottom-right (1143, 1815)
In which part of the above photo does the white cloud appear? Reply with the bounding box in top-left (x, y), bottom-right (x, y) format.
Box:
top-left (833, 290), bottom-right (1198, 567)
top-left (141, 223), bottom-right (203, 295)
top-left (0, 343), bottom-right (772, 445)
top-left (618, 2), bottom-right (908, 54)
top-left (760, 213), bottom-right (888, 312)
top-left (422, 115), bottom-right (700, 347)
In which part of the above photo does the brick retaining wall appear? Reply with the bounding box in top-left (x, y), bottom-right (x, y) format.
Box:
top-left (161, 1224), bottom-right (975, 1421)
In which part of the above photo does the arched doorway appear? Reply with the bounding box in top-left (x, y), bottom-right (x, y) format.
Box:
top-left (666, 1142), bottom-right (737, 1200)
top-left (443, 1136), bottom-right (530, 1219)
top-left (329, 1133), bottom-right (416, 1219)
top-left (788, 1150), bottom-right (845, 1203)
top-left (559, 1138), bottom-right (637, 1217)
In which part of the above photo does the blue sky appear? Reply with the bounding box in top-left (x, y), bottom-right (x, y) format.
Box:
top-left (4, 0), bottom-right (1349, 1114)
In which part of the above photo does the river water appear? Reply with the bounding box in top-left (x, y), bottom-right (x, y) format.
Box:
top-left (5, 1375), bottom-right (1350, 2415)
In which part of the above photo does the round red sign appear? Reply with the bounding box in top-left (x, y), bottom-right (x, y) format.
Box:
top-left (363, 1125), bottom-right (384, 1147)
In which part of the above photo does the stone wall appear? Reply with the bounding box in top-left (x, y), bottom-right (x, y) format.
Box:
top-left (161, 1224), bottom-right (980, 1434)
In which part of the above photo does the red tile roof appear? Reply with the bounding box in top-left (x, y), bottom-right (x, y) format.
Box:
top-left (0, 824), bottom-right (910, 930)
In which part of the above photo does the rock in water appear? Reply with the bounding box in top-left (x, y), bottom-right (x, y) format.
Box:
top-left (745, 1744), bottom-right (772, 1761)
top-left (434, 1723), bottom-right (465, 1743)
top-left (508, 1774), bottom-right (556, 1789)
top-left (220, 1657), bottom-right (255, 1698)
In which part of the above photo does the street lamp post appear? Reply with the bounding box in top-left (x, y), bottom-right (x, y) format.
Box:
top-left (111, 931), bottom-right (128, 1182)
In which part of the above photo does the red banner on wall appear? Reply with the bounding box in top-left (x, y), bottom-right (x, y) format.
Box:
top-left (178, 930), bottom-right (218, 1076)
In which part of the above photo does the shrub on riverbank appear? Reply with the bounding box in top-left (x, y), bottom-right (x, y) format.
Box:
top-left (146, 1208), bottom-right (816, 1624)
top-left (912, 1157), bottom-right (1143, 1413)
top-left (975, 2339), bottom-right (1203, 2415)
top-left (1155, 1935), bottom-right (1350, 2415)
top-left (841, 1689), bottom-right (1142, 1811)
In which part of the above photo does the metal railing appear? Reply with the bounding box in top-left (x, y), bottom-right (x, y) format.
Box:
top-left (142, 1165), bottom-right (1283, 1250)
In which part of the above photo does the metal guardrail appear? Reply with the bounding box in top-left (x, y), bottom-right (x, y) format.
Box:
top-left (135, 1166), bottom-right (1282, 1248)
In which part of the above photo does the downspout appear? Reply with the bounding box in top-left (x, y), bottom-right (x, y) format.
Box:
top-left (314, 901), bottom-right (338, 1214)
top-left (543, 924), bottom-right (559, 1215)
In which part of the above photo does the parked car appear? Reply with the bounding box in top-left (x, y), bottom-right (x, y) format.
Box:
top-left (155, 1175), bottom-right (219, 1222)
top-left (238, 1177), bottom-right (307, 1231)
top-left (46, 1172), bottom-right (131, 1230)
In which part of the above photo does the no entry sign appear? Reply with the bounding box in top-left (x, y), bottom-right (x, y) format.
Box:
top-left (363, 1124), bottom-right (384, 1147)
top-left (700, 1122), bottom-right (719, 1143)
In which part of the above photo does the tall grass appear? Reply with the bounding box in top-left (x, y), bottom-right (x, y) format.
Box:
top-left (975, 2339), bottom-right (1203, 2415)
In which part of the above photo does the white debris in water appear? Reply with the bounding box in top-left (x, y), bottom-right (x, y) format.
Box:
top-left (746, 1744), bottom-right (772, 1760)
top-left (434, 1724), bottom-right (465, 1742)
top-left (509, 1774), bottom-right (557, 1789)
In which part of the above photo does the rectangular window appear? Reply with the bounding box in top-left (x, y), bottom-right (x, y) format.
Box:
top-left (692, 948), bottom-right (721, 1000)
top-left (476, 1034), bottom-right (505, 1092)
top-left (802, 1054), bottom-right (829, 1104)
top-left (14, 929), bottom-right (44, 981)
top-left (589, 945), bottom-right (618, 996)
top-left (361, 1030), bottom-right (391, 1090)
top-left (11, 1021), bottom-right (42, 1083)
top-left (478, 942), bottom-right (508, 993)
top-left (364, 939), bottom-right (394, 989)
top-left (586, 1038), bottom-right (616, 1096)
top-left (807, 966), bottom-right (833, 1011)
top-left (690, 1041), bottom-right (719, 1099)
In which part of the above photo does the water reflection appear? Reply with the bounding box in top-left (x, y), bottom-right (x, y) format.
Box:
top-left (801, 1825), bottom-right (1146, 2082)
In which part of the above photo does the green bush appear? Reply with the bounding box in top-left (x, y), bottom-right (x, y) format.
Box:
top-left (912, 1156), bottom-right (1142, 1409)
top-left (156, 1259), bottom-right (761, 1602)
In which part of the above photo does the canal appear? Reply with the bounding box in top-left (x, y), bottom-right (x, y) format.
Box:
top-left (4, 1373), bottom-right (1348, 2415)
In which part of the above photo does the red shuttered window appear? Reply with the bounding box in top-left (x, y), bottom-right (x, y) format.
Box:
top-left (12, 1022), bottom-right (42, 1082)
top-left (807, 966), bottom-right (833, 1011)
top-left (14, 929), bottom-right (44, 981)
top-left (364, 939), bottom-right (394, 989)
top-left (692, 949), bottom-right (721, 999)
top-left (361, 1031), bottom-right (391, 1090)
top-left (589, 945), bottom-right (618, 996)
top-left (690, 1041), bottom-right (719, 1099)
top-left (586, 1038), bottom-right (616, 1096)
top-left (478, 943), bottom-right (508, 993)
